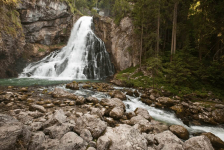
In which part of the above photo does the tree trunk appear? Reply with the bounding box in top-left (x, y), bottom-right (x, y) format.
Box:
top-left (156, 1), bottom-right (160, 57)
top-left (170, 2), bottom-right (178, 62)
top-left (140, 18), bottom-right (143, 70)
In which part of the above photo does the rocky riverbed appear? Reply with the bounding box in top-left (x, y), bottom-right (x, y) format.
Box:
top-left (0, 81), bottom-right (224, 150)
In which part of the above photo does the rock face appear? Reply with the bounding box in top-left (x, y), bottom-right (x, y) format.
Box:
top-left (17, 0), bottom-right (76, 45)
top-left (0, 114), bottom-right (23, 150)
top-left (93, 16), bottom-right (139, 71)
top-left (97, 124), bottom-right (148, 150)
top-left (0, 4), bottom-right (25, 78)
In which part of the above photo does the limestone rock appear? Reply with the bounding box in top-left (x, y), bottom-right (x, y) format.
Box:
top-left (74, 114), bottom-right (107, 139)
top-left (201, 132), bottom-right (224, 149)
top-left (66, 82), bottom-right (79, 90)
top-left (212, 109), bottom-right (224, 124)
top-left (169, 125), bottom-right (189, 140)
top-left (109, 107), bottom-right (124, 119)
top-left (134, 107), bottom-right (151, 120)
top-left (80, 129), bottom-right (93, 142)
top-left (111, 90), bottom-right (126, 100)
top-left (43, 109), bottom-right (66, 128)
top-left (97, 124), bottom-right (148, 150)
top-left (183, 135), bottom-right (214, 150)
top-left (44, 124), bottom-right (70, 139)
top-left (86, 96), bottom-right (99, 104)
top-left (29, 104), bottom-right (46, 113)
top-left (28, 131), bottom-right (45, 150)
top-left (76, 96), bottom-right (85, 105)
top-left (0, 114), bottom-right (23, 150)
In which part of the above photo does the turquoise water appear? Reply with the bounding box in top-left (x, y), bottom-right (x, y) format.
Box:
top-left (0, 78), bottom-right (103, 87)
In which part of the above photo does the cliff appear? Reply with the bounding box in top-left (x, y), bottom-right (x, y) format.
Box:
top-left (93, 16), bottom-right (139, 72)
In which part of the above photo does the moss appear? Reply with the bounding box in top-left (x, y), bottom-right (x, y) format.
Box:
top-left (38, 48), bottom-right (46, 52)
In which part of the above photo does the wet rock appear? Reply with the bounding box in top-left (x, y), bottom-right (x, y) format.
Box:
top-left (111, 90), bottom-right (127, 100)
top-left (109, 107), bottom-right (124, 119)
top-left (69, 101), bottom-right (75, 106)
top-left (212, 109), bottom-right (224, 124)
top-left (134, 107), bottom-right (151, 120)
top-left (100, 98), bottom-right (125, 110)
top-left (154, 130), bottom-right (184, 150)
top-left (18, 94), bottom-right (28, 101)
top-left (141, 99), bottom-right (153, 106)
top-left (66, 82), bottom-right (79, 90)
top-left (126, 90), bottom-right (134, 96)
top-left (20, 87), bottom-right (28, 92)
top-left (80, 129), bottom-right (93, 142)
top-left (82, 84), bottom-right (91, 89)
top-left (201, 132), bottom-right (224, 149)
top-left (57, 132), bottom-right (87, 150)
top-left (156, 97), bottom-right (176, 107)
top-left (29, 104), bottom-right (46, 113)
top-left (150, 94), bottom-right (155, 100)
top-left (28, 111), bottom-right (44, 118)
top-left (150, 120), bottom-right (169, 134)
top-left (28, 131), bottom-right (45, 150)
top-left (126, 112), bottom-right (136, 119)
top-left (44, 124), bottom-right (70, 139)
top-left (76, 96), bottom-right (85, 105)
top-left (74, 114), bottom-right (107, 139)
top-left (0, 114), bottom-right (23, 150)
top-left (97, 124), bottom-right (147, 150)
top-left (86, 96), bottom-right (99, 104)
top-left (183, 135), bottom-right (214, 150)
top-left (169, 125), bottom-right (189, 140)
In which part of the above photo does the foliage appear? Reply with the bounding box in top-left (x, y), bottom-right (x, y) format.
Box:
top-left (113, 0), bottom-right (131, 25)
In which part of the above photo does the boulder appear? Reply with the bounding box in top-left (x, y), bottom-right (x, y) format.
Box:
top-left (43, 109), bottom-right (67, 128)
top-left (28, 131), bottom-right (45, 150)
top-left (29, 104), bottom-right (46, 113)
top-left (134, 107), bottom-right (151, 120)
top-left (126, 90), bottom-right (134, 96)
top-left (100, 98), bottom-right (125, 110)
top-left (154, 130), bottom-right (184, 150)
top-left (66, 82), bottom-right (79, 90)
top-left (130, 115), bottom-right (153, 133)
top-left (109, 107), bottom-right (124, 119)
top-left (97, 124), bottom-right (148, 150)
top-left (51, 88), bottom-right (77, 100)
top-left (212, 109), bottom-right (224, 124)
top-left (183, 135), bottom-right (214, 150)
top-left (201, 132), bottom-right (224, 149)
top-left (57, 132), bottom-right (87, 150)
top-left (76, 96), bottom-right (85, 105)
top-left (44, 124), bottom-right (71, 139)
top-left (156, 97), bottom-right (176, 107)
top-left (111, 90), bottom-right (127, 100)
top-left (86, 96), bottom-right (99, 104)
top-left (80, 129), bottom-right (93, 142)
top-left (169, 125), bottom-right (189, 140)
top-left (0, 114), bottom-right (23, 150)
top-left (74, 114), bottom-right (107, 139)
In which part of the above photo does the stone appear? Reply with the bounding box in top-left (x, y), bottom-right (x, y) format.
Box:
top-left (97, 124), bottom-right (148, 150)
top-left (28, 131), bottom-right (45, 150)
top-left (74, 114), bottom-right (107, 139)
top-left (80, 129), bottom-right (93, 142)
top-left (66, 82), bottom-right (79, 90)
top-left (134, 90), bottom-right (140, 97)
top-left (44, 103), bottom-right (55, 108)
top-left (154, 130), bottom-right (184, 150)
top-left (201, 132), bottom-right (224, 149)
top-left (150, 120), bottom-right (169, 134)
top-left (111, 90), bottom-right (127, 100)
top-left (87, 147), bottom-right (96, 150)
top-left (100, 98), bottom-right (125, 110)
top-left (130, 115), bottom-right (153, 133)
top-left (57, 132), bottom-right (87, 150)
top-left (86, 96), bottom-right (99, 104)
top-left (30, 122), bottom-right (43, 131)
top-left (18, 94), bottom-right (28, 101)
top-left (109, 107), bottom-right (124, 119)
top-left (183, 135), bottom-right (214, 150)
top-left (212, 109), bottom-right (224, 124)
top-left (90, 107), bottom-right (103, 118)
top-left (41, 138), bottom-right (60, 150)
top-left (44, 124), bottom-right (70, 139)
top-left (29, 104), bottom-right (46, 113)
top-left (156, 97), bottom-right (176, 107)
top-left (76, 96), bottom-right (85, 105)
top-left (134, 107), bottom-right (151, 120)
top-left (43, 109), bottom-right (67, 128)
top-left (28, 111), bottom-right (44, 118)
top-left (0, 114), bottom-right (23, 150)
top-left (169, 125), bottom-right (189, 140)
top-left (126, 90), bottom-right (134, 96)
top-left (89, 141), bottom-right (96, 148)
top-left (51, 88), bottom-right (77, 100)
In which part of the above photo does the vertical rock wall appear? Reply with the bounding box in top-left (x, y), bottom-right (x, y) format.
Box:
top-left (93, 16), bottom-right (140, 72)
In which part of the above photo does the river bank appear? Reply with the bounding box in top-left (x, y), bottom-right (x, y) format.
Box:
top-left (0, 81), bottom-right (224, 150)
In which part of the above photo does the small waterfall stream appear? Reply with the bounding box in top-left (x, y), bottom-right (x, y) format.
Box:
top-left (19, 16), bottom-right (114, 80)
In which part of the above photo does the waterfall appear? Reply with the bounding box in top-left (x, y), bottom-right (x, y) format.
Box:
top-left (19, 16), bottom-right (114, 80)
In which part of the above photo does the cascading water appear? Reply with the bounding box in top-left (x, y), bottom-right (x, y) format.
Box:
top-left (19, 16), bottom-right (114, 80)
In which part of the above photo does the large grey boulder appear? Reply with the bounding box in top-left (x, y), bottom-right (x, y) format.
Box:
top-left (201, 132), bottom-right (224, 149)
top-left (154, 130), bottom-right (184, 150)
top-left (57, 132), bottom-right (87, 150)
top-left (183, 135), bottom-right (214, 150)
top-left (44, 124), bottom-right (71, 139)
top-left (97, 124), bottom-right (148, 150)
top-left (0, 114), bottom-right (23, 150)
top-left (74, 114), bottom-right (107, 139)
top-left (43, 109), bottom-right (67, 128)
top-left (134, 107), bottom-right (151, 120)
top-left (169, 125), bottom-right (189, 140)
top-left (129, 115), bottom-right (153, 133)
top-left (29, 104), bottom-right (46, 113)
top-left (28, 131), bottom-right (45, 150)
